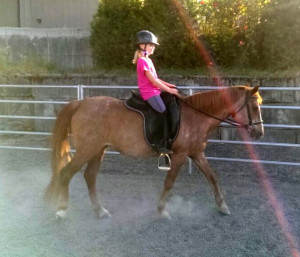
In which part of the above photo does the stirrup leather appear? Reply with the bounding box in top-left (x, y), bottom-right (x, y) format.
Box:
top-left (158, 153), bottom-right (171, 171)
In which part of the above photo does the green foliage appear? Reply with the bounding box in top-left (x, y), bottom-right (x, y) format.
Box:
top-left (90, 0), bottom-right (300, 72)
top-left (90, 0), bottom-right (203, 69)
top-left (90, 0), bottom-right (144, 69)
top-left (189, 0), bottom-right (270, 67)
top-left (250, 0), bottom-right (300, 70)
top-left (142, 0), bottom-right (204, 68)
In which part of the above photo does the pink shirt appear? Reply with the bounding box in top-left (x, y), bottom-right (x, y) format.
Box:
top-left (137, 57), bottom-right (161, 100)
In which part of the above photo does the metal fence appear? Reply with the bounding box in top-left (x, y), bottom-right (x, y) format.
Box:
top-left (0, 84), bottom-right (300, 167)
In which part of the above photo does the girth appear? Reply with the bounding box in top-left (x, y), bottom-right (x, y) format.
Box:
top-left (124, 91), bottom-right (180, 151)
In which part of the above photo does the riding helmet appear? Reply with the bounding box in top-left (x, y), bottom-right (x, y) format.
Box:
top-left (136, 30), bottom-right (159, 45)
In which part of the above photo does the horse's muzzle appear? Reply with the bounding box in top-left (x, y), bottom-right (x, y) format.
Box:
top-left (248, 123), bottom-right (264, 140)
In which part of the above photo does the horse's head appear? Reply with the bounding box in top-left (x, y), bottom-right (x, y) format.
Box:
top-left (232, 86), bottom-right (264, 140)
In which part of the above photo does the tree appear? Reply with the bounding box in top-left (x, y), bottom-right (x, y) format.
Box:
top-left (90, 0), bottom-right (204, 69)
top-left (142, 0), bottom-right (204, 68)
top-left (90, 0), bottom-right (144, 68)
top-left (251, 0), bottom-right (300, 70)
top-left (90, 0), bottom-right (298, 71)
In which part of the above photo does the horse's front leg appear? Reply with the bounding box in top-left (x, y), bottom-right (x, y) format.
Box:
top-left (191, 152), bottom-right (230, 215)
top-left (158, 153), bottom-right (187, 219)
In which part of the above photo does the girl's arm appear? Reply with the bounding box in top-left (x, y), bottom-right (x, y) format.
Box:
top-left (157, 79), bottom-right (177, 88)
top-left (145, 71), bottom-right (178, 95)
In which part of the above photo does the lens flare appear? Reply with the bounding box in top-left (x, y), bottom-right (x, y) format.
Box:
top-left (168, 0), bottom-right (300, 256)
top-left (169, 0), bottom-right (220, 82)
top-left (239, 129), bottom-right (300, 257)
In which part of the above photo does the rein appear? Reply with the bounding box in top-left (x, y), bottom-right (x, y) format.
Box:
top-left (178, 90), bottom-right (263, 129)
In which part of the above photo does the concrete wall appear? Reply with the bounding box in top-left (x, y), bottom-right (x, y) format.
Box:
top-left (19, 0), bottom-right (98, 28)
top-left (0, 27), bottom-right (92, 69)
top-left (0, 0), bottom-right (98, 28)
top-left (0, 0), bottom-right (20, 27)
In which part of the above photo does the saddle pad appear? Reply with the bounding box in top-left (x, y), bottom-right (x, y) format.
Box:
top-left (124, 91), bottom-right (180, 149)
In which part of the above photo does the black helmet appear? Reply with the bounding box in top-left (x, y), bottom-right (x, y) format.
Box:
top-left (136, 30), bottom-right (159, 45)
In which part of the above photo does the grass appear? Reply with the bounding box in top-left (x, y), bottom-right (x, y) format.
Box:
top-left (58, 66), bottom-right (300, 79)
top-left (0, 49), bottom-right (299, 79)
top-left (157, 67), bottom-right (300, 78)
top-left (0, 57), bottom-right (56, 76)
top-left (56, 65), bottom-right (300, 79)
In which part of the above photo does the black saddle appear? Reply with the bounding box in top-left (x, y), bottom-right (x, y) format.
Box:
top-left (124, 91), bottom-right (180, 151)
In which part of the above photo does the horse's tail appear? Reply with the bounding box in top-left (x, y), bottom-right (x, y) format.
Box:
top-left (44, 100), bottom-right (81, 204)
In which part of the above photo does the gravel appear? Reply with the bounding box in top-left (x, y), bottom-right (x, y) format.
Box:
top-left (0, 148), bottom-right (299, 257)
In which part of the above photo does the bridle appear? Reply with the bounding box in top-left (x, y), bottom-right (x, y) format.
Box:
top-left (225, 93), bottom-right (264, 129)
top-left (180, 91), bottom-right (264, 129)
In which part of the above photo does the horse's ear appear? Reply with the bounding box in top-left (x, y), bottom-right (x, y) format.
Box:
top-left (251, 86), bottom-right (259, 95)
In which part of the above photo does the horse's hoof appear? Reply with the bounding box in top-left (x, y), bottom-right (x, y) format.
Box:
top-left (56, 209), bottom-right (67, 220)
top-left (219, 202), bottom-right (231, 215)
top-left (160, 210), bottom-right (171, 220)
top-left (98, 208), bottom-right (111, 219)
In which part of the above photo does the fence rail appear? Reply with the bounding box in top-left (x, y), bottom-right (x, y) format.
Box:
top-left (1, 84), bottom-right (300, 167)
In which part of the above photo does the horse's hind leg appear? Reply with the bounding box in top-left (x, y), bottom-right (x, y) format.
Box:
top-left (191, 152), bottom-right (230, 215)
top-left (56, 155), bottom-right (86, 219)
top-left (157, 153), bottom-right (187, 219)
top-left (84, 148), bottom-right (111, 218)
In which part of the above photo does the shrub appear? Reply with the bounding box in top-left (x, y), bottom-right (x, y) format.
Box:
top-left (90, 0), bottom-right (144, 69)
top-left (90, 0), bottom-right (299, 72)
top-left (90, 0), bottom-right (204, 70)
top-left (250, 0), bottom-right (300, 70)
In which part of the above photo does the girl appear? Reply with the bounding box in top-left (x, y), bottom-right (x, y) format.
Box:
top-left (132, 30), bottom-right (178, 154)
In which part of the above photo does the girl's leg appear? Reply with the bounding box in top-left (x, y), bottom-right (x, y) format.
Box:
top-left (146, 95), bottom-right (171, 154)
top-left (146, 95), bottom-right (166, 113)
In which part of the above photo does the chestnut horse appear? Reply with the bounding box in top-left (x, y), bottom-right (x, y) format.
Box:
top-left (44, 85), bottom-right (263, 219)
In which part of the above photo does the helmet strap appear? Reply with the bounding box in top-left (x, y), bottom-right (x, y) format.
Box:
top-left (144, 44), bottom-right (149, 57)
top-left (139, 44), bottom-right (148, 57)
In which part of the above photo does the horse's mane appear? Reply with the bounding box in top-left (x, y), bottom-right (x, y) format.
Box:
top-left (181, 86), bottom-right (262, 114)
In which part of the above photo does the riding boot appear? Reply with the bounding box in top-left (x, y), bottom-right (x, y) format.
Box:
top-left (156, 112), bottom-right (173, 154)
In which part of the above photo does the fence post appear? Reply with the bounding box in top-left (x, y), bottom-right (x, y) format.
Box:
top-left (78, 84), bottom-right (84, 100)
top-left (188, 86), bottom-right (193, 174)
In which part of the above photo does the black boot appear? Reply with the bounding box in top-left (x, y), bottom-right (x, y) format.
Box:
top-left (156, 112), bottom-right (173, 154)
top-left (157, 145), bottom-right (173, 154)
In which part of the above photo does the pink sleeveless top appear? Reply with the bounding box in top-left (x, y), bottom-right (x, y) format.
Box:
top-left (137, 57), bottom-right (161, 100)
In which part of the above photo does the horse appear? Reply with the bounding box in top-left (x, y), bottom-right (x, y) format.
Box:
top-left (44, 85), bottom-right (264, 219)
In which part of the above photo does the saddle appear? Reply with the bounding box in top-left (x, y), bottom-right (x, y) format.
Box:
top-left (124, 91), bottom-right (180, 152)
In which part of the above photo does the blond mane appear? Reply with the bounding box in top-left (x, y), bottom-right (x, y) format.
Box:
top-left (182, 86), bottom-right (262, 114)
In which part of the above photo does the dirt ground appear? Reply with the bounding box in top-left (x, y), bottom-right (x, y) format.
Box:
top-left (0, 148), bottom-right (300, 257)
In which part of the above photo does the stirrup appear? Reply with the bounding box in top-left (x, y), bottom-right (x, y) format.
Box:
top-left (158, 153), bottom-right (171, 171)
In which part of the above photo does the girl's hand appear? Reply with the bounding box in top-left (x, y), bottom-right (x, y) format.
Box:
top-left (169, 84), bottom-right (177, 88)
top-left (168, 87), bottom-right (178, 95)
